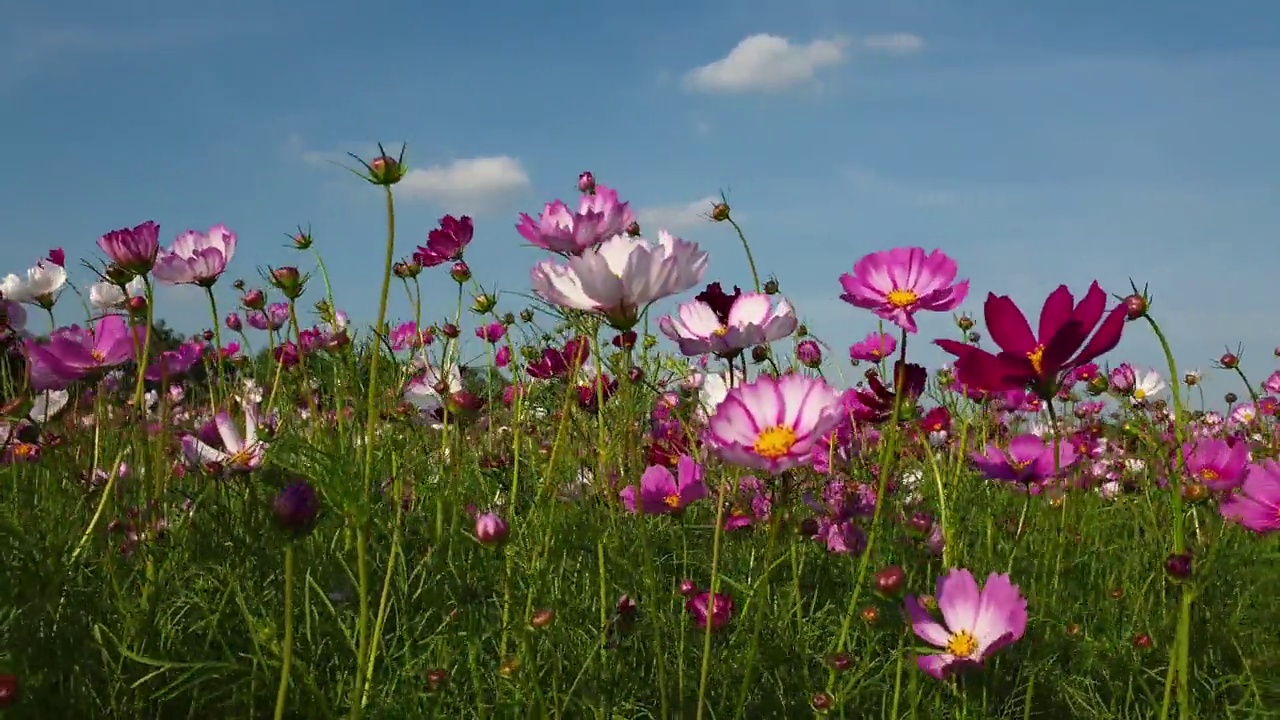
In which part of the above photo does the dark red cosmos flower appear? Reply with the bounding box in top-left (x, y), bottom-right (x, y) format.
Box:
top-left (935, 282), bottom-right (1125, 400)
top-left (695, 282), bottom-right (742, 326)
top-left (851, 362), bottom-right (927, 423)
top-left (414, 215), bottom-right (474, 268)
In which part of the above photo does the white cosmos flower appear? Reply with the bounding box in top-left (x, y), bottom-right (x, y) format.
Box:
top-left (180, 402), bottom-right (267, 473)
top-left (403, 363), bottom-right (463, 429)
top-left (1, 261), bottom-right (67, 308)
top-left (1131, 369), bottom-right (1166, 403)
top-left (29, 389), bottom-right (70, 423)
top-left (659, 291), bottom-right (797, 357)
top-left (88, 276), bottom-right (145, 311)
top-left (530, 231), bottom-right (708, 330)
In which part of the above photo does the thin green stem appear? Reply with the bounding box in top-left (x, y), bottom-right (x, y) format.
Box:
top-left (273, 543), bottom-right (296, 720)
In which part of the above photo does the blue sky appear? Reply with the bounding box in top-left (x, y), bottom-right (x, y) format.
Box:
top-left (2, 0), bottom-right (1278, 405)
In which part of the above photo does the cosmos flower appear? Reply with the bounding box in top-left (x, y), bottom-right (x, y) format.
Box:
top-left (703, 372), bottom-right (845, 474)
top-left (1179, 438), bottom-right (1249, 492)
top-left (403, 363), bottom-right (463, 428)
top-left (0, 299), bottom-right (27, 341)
top-left (181, 403), bottom-right (268, 473)
top-left (1131, 368), bottom-right (1166, 403)
top-left (849, 331), bottom-right (897, 363)
top-left (24, 315), bottom-right (142, 391)
top-left (839, 248), bottom-right (969, 333)
top-left (151, 225), bottom-right (237, 286)
top-left (517, 185), bottom-right (636, 255)
top-left (1, 261), bottom-right (67, 308)
top-left (686, 589), bottom-right (734, 631)
top-left (619, 455), bottom-right (708, 515)
top-left (935, 282), bottom-right (1126, 400)
top-left (971, 433), bottom-right (1079, 484)
top-left (659, 282), bottom-right (796, 357)
top-left (530, 232), bottom-right (708, 330)
top-left (97, 221), bottom-right (160, 276)
top-left (414, 215), bottom-right (474, 267)
top-left (88, 276), bottom-right (145, 311)
top-left (905, 569), bottom-right (1028, 679)
top-left (1219, 460), bottom-right (1280, 534)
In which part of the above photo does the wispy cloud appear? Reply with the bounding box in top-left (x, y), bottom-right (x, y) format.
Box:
top-left (861, 33), bottom-right (925, 55)
top-left (398, 157), bottom-right (533, 214)
top-left (683, 34), bottom-right (848, 94)
top-left (637, 196), bottom-right (720, 233)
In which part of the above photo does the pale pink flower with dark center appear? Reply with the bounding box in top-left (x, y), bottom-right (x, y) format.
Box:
top-left (152, 225), bottom-right (237, 287)
top-left (180, 402), bottom-right (267, 473)
top-left (839, 247), bottom-right (969, 333)
top-left (703, 372), bottom-right (845, 474)
top-left (659, 284), bottom-right (796, 357)
top-left (905, 568), bottom-right (1028, 679)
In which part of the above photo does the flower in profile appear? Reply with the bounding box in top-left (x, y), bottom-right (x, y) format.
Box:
top-left (839, 248), bottom-right (969, 333)
top-left (530, 231), bottom-right (708, 330)
top-left (145, 341), bottom-right (206, 382)
top-left (971, 433), bottom-right (1078, 485)
top-left (848, 362), bottom-right (927, 423)
top-left (403, 363), bottom-right (463, 428)
top-left (0, 299), bottom-right (27, 341)
top-left (273, 479), bottom-right (320, 535)
top-left (704, 372), bottom-right (845, 474)
top-left (88, 276), bottom-right (145, 311)
top-left (151, 225), bottom-right (237, 286)
top-left (247, 302), bottom-right (289, 332)
top-left (180, 403), bottom-right (267, 474)
top-left (935, 282), bottom-right (1126, 400)
top-left (1, 261), bottom-right (67, 308)
top-left (1220, 461), bottom-right (1280, 534)
top-left (414, 215), bottom-right (474, 267)
top-left (1108, 363), bottom-right (1136, 395)
top-left (619, 455), bottom-right (708, 515)
top-left (517, 185), bottom-right (636, 255)
top-left (686, 588), bottom-right (734, 631)
top-left (24, 315), bottom-right (142, 390)
top-left (1180, 438), bottom-right (1249, 492)
top-left (658, 282), bottom-right (797, 357)
top-left (97, 221), bottom-right (161, 276)
top-left (849, 331), bottom-right (896, 363)
top-left (905, 568), bottom-right (1028, 679)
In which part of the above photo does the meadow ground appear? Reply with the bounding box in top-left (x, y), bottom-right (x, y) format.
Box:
top-left (2, 163), bottom-right (1279, 719)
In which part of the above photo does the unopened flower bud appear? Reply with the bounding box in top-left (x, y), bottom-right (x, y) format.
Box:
top-left (1225, 392), bottom-right (1238, 404)
top-left (625, 221), bottom-right (641, 237)
top-left (125, 295), bottom-right (148, 315)
top-left (577, 171), bottom-right (595, 194)
top-left (269, 267), bottom-right (305, 299)
top-left (873, 565), bottom-right (905, 596)
top-left (1164, 553), bottom-right (1191, 580)
top-left (710, 202), bottom-right (731, 222)
top-left (242, 289), bottom-right (266, 310)
top-left (751, 345), bottom-right (769, 364)
top-left (519, 309), bottom-right (535, 323)
top-left (956, 314), bottom-right (975, 331)
top-left (472, 293), bottom-right (496, 314)
top-left (1219, 353), bottom-right (1239, 369)
top-left (1123, 294), bottom-right (1147, 321)
top-left (763, 278), bottom-right (779, 295)
top-left (366, 152), bottom-right (405, 186)
top-left (474, 512), bottom-right (509, 547)
top-left (450, 261), bottom-right (471, 283)
top-left (441, 323), bottom-right (459, 339)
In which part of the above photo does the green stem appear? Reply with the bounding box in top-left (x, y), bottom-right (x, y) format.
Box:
top-left (273, 543), bottom-right (296, 720)
top-left (694, 480), bottom-right (730, 720)
top-left (204, 285), bottom-right (225, 409)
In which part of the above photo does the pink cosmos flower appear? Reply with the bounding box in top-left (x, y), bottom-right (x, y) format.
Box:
top-left (517, 185), bottom-right (636, 255)
top-left (530, 232), bottom-right (708, 330)
top-left (619, 455), bottom-right (708, 515)
top-left (839, 248), bottom-right (969, 333)
top-left (0, 299), bottom-right (27, 341)
top-left (1179, 438), bottom-right (1249, 492)
top-left (905, 569), bottom-right (1028, 679)
top-left (658, 283), bottom-right (797, 357)
top-left (24, 315), bottom-right (141, 391)
top-left (1263, 371), bottom-right (1280, 395)
top-left (849, 331), bottom-right (897, 362)
top-left (97, 221), bottom-right (160, 275)
top-left (703, 372), bottom-right (845, 474)
top-left (971, 433), bottom-right (1078, 485)
top-left (247, 302), bottom-right (289, 332)
top-left (686, 589), bottom-right (734, 631)
top-left (145, 341), bottom-right (206, 382)
top-left (1219, 460), bottom-right (1280, 534)
top-left (151, 225), bottom-right (237, 286)
top-left (414, 215), bottom-right (473, 268)
top-left (723, 476), bottom-right (772, 530)
top-left (180, 402), bottom-right (267, 473)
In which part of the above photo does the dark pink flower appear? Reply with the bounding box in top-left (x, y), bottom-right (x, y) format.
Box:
top-left (619, 456), bottom-right (707, 515)
top-left (414, 215), bottom-right (474, 268)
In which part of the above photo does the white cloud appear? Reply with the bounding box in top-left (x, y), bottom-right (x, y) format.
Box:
top-left (862, 33), bottom-right (925, 55)
top-left (637, 197), bottom-right (719, 233)
top-left (683, 34), bottom-right (847, 94)
top-left (396, 156), bottom-right (533, 212)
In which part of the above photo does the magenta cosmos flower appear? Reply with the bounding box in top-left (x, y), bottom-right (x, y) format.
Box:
top-left (1219, 460), bottom-right (1280, 534)
top-left (97, 221), bottom-right (161, 275)
top-left (686, 589), bottom-right (734, 631)
top-left (839, 248), bottom-right (969, 333)
top-left (704, 372), bottom-right (845, 474)
top-left (24, 315), bottom-right (142, 391)
top-left (530, 231), bottom-right (708, 331)
top-left (936, 282), bottom-right (1126, 400)
top-left (151, 225), bottom-right (237, 286)
top-left (971, 433), bottom-right (1078, 484)
top-left (658, 282), bottom-right (797, 357)
top-left (517, 185), bottom-right (636, 255)
top-left (849, 331), bottom-right (897, 362)
top-left (1180, 438), bottom-right (1249, 492)
top-left (905, 569), bottom-right (1028, 679)
top-left (619, 455), bottom-right (708, 515)
top-left (414, 214), bottom-right (473, 268)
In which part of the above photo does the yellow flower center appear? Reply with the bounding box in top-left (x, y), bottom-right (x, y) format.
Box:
top-left (1009, 458), bottom-right (1032, 471)
top-left (663, 494), bottom-right (681, 508)
top-left (712, 327), bottom-right (728, 337)
top-left (885, 288), bottom-right (918, 308)
top-left (90, 349), bottom-right (106, 362)
top-left (13, 443), bottom-right (37, 459)
top-left (1026, 345), bottom-right (1045, 375)
top-left (1197, 468), bottom-right (1219, 481)
top-left (228, 447), bottom-right (254, 467)
top-left (945, 630), bottom-right (979, 658)
top-left (753, 426), bottom-right (797, 459)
